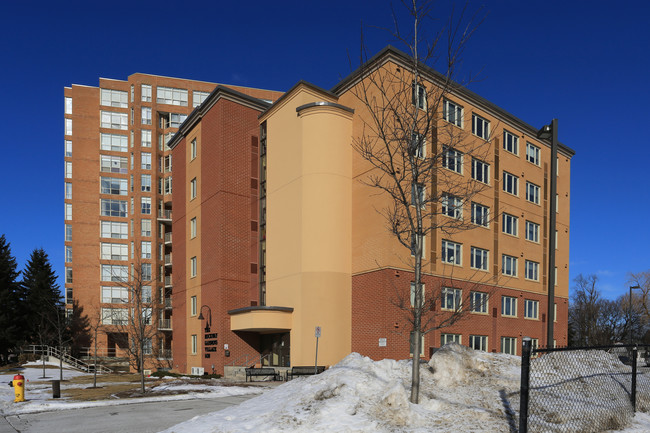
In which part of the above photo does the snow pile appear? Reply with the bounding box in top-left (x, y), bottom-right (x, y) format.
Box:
top-left (163, 344), bottom-right (521, 432)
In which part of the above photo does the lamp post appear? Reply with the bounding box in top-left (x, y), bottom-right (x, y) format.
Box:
top-left (537, 119), bottom-right (558, 348)
top-left (629, 285), bottom-right (641, 345)
top-left (197, 305), bottom-right (212, 333)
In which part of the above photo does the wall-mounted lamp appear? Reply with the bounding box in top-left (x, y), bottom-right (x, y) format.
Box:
top-left (197, 305), bottom-right (212, 333)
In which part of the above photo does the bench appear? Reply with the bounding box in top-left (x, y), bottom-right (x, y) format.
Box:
top-left (286, 366), bottom-right (326, 381)
top-left (245, 367), bottom-right (278, 382)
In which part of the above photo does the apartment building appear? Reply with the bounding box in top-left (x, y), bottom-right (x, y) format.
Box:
top-left (64, 74), bottom-right (280, 367)
top-left (168, 46), bottom-right (574, 375)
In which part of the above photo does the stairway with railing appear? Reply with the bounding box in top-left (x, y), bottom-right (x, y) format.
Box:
top-left (23, 345), bottom-right (112, 374)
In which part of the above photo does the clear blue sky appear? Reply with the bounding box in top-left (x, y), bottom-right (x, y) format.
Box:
top-left (1, 0), bottom-right (648, 299)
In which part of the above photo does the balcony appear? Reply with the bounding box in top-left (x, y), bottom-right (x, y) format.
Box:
top-left (158, 319), bottom-right (172, 331)
top-left (164, 275), bottom-right (172, 288)
top-left (164, 297), bottom-right (172, 309)
top-left (158, 349), bottom-right (172, 360)
top-left (158, 209), bottom-right (172, 222)
top-left (164, 232), bottom-right (172, 244)
top-left (164, 253), bottom-right (172, 267)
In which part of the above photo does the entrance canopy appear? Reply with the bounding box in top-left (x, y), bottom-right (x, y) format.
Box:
top-left (228, 306), bottom-right (293, 333)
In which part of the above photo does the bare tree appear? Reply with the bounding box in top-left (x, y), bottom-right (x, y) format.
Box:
top-left (350, 0), bottom-right (487, 403)
top-left (569, 274), bottom-right (602, 346)
top-left (87, 306), bottom-right (105, 388)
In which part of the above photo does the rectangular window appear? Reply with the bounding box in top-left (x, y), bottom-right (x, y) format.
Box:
top-left (141, 241), bottom-right (151, 259)
top-left (525, 260), bottom-right (539, 281)
top-left (471, 202), bottom-right (489, 227)
top-left (502, 171), bottom-right (518, 196)
top-left (141, 130), bottom-right (152, 148)
top-left (65, 245), bottom-right (72, 262)
top-left (409, 282), bottom-right (425, 307)
top-left (191, 296), bottom-right (197, 316)
top-left (526, 182), bottom-right (540, 204)
top-left (65, 224), bottom-right (72, 242)
top-left (101, 243), bottom-right (128, 261)
top-left (65, 203), bottom-right (72, 220)
top-left (441, 240), bottom-right (461, 265)
top-left (190, 138), bottom-right (197, 160)
top-left (141, 84), bottom-right (152, 102)
top-left (441, 333), bottom-right (462, 345)
top-left (443, 99), bottom-right (463, 127)
top-left (141, 197), bottom-right (151, 215)
top-left (410, 234), bottom-right (426, 257)
top-left (100, 155), bottom-right (128, 174)
top-left (100, 177), bottom-right (128, 195)
top-left (141, 219), bottom-right (151, 237)
top-left (502, 213), bottom-right (518, 236)
top-left (141, 263), bottom-right (152, 281)
top-left (409, 331), bottom-right (425, 357)
top-left (100, 133), bottom-right (128, 152)
top-left (100, 89), bottom-right (128, 108)
top-left (190, 178), bottom-right (197, 199)
top-left (101, 308), bottom-right (128, 325)
top-left (442, 146), bottom-right (463, 173)
top-left (65, 97), bottom-right (72, 114)
top-left (190, 217), bottom-right (197, 239)
top-left (101, 264), bottom-right (128, 282)
top-left (526, 142), bottom-right (540, 165)
top-left (141, 107), bottom-right (152, 125)
top-left (142, 286), bottom-right (151, 303)
top-left (442, 193), bottom-right (462, 219)
top-left (441, 287), bottom-right (461, 311)
top-left (470, 291), bottom-right (488, 314)
top-left (164, 113), bottom-right (188, 128)
top-left (411, 133), bottom-right (425, 158)
top-left (100, 111), bottom-right (128, 130)
top-left (502, 296), bottom-right (517, 317)
top-left (141, 174), bottom-right (151, 192)
top-left (101, 286), bottom-right (128, 303)
top-left (472, 114), bottom-right (489, 139)
top-left (157, 86), bottom-right (188, 106)
top-left (65, 140), bottom-right (72, 157)
top-left (65, 161), bottom-right (72, 178)
top-left (190, 257), bottom-right (197, 277)
top-left (471, 158), bottom-right (489, 184)
top-left (101, 221), bottom-right (128, 239)
top-left (191, 335), bottom-right (197, 354)
top-left (141, 152), bottom-right (151, 170)
top-left (65, 266), bottom-right (73, 283)
top-left (193, 91), bottom-right (210, 108)
top-left (525, 221), bottom-right (540, 243)
top-left (470, 247), bottom-right (489, 271)
top-left (501, 337), bottom-right (517, 355)
top-left (164, 177), bottom-right (172, 195)
top-left (502, 255), bottom-right (518, 277)
top-left (411, 183), bottom-right (425, 208)
top-left (100, 199), bottom-right (128, 217)
top-left (525, 299), bottom-right (539, 319)
top-left (469, 335), bottom-right (488, 351)
top-left (412, 82), bottom-right (426, 110)
top-left (65, 118), bottom-right (72, 135)
top-left (503, 130), bottom-right (518, 155)
top-left (65, 182), bottom-right (72, 199)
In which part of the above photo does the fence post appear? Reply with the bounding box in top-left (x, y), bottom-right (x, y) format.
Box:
top-left (519, 337), bottom-right (532, 433)
top-left (632, 345), bottom-right (638, 412)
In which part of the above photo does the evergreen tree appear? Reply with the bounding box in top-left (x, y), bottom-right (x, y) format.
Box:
top-left (0, 234), bottom-right (21, 363)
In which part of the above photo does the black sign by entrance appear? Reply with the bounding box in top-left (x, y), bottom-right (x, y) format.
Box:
top-left (205, 340), bottom-right (219, 346)
top-left (204, 333), bottom-right (218, 339)
top-left (205, 347), bottom-right (217, 352)
top-left (204, 354), bottom-right (210, 358)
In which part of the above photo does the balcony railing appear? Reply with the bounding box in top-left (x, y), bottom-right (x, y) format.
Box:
top-left (158, 319), bottom-right (172, 330)
top-left (158, 349), bottom-right (172, 360)
top-left (164, 253), bottom-right (172, 266)
top-left (164, 232), bottom-right (172, 244)
top-left (158, 209), bottom-right (172, 220)
top-left (164, 275), bottom-right (172, 287)
top-left (164, 298), bottom-right (172, 309)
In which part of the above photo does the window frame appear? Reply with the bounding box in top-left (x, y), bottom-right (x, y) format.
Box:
top-left (471, 158), bottom-right (490, 184)
top-left (526, 181), bottom-right (541, 205)
top-left (502, 213), bottom-right (518, 237)
top-left (524, 299), bottom-right (539, 320)
top-left (525, 221), bottom-right (540, 243)
top-left (502, 254), bottom-right (518, 277)
top-left (471, 202), bottom-right (489, 227)
top-left (470, 246), bottom-right (489, 271)
top-left (190, 256), bottom-right (197, 278)
top-left (442, 146), bottom-right (463, 174)
top-left (503, 130), bottom-right (519, 155)
top-left (441, 239), bottom-right (462, 265)
top-left (412, 82), bottom-right (426, 110)
top-left (443, 99), bottom-right (463, 127)
top-left (190, 178), bottom-right (197, 200)
top-left (470, 291), bottom-right (488, 314)
top-left (526, 142), bottom-right (541, 166)
top-left (525, 260), bottom-right (539, 281)
top-left (441, 287), bottom-right (462, 311)
top-left (441, 333), bottom-right (462, 345)
top-left (442, 193), bottom-right (462, 219)
top-left (472, 113), bottom-right (489, 139)
top-left (502, 296), bottom-right (517, 317)
top-left (501, 336), bottom-right (517, 355)
top-left (469, 335), bottom-right (488, 351)
top-left (502, 171), bottom-right (519, 196)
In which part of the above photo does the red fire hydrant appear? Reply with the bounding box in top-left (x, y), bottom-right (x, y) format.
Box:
top-left (11, 374), bottom-right (25, 402)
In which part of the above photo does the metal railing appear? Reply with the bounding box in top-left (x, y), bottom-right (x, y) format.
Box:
top-left (164, 232), bottom-right (172, 243)
top-left (164, 297), bottom-right (172, 309)
top-left (158, 209), bottom-right (172, 220)
top-left (158, 319), bottom-right (172, 330)
top-left (158, 349), bottom-right (172, 360)
top-left (226, 352), bottom-right (271, 368)
top-left (24, 345), bottom-right (112, 374)
top-left (164, 253), bottom-right (172, 265)
top-left (164, 275), bottom-right (172, 287)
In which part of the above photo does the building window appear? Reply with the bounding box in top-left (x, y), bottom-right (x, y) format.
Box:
top-left (525, 299), bottom-right (539, 319)
top-left (502, 255), bottom-right (518, 277)
top-left (141, 130), bottom-right (152, 148)
top-left (141, 84), bottom-right (152, 102)
top-left (470, 291), bottom-right (488, 314)
top-left (526, 142), bottom-right (540, 166)
top-left (101, 242), bottom-right (128, 261)
top-left (141, 197), bottom-right (151, 214)
top-left (65, 140), bottom-right (72, 157)
top-left (442, 193), bottom-right (462, 219)
top-left (164, 177), bottom-right (172, 195)
top-left (190, 178), bottom-right (197, 200)
top-left (100, 155), bottom-right (128, 174)
top-left (100, 89), bottom-right (128, 108)
top-left (65, 246), bottom-right (72, 263)
top-left (100, 111), bottom-right (128, 130)
top-left (472, 114), bottom-right (489, 139)
top-left (65, 97), bottom-right (72, 114)
top-left (409, 282), bottom-right (425, 307)
top-left (101, 221), bottom-right (128, 239)
top-left (100, 177), bottom-right (128, 195)
top-left (192, 91), bottom-right (210, 108)
top-left (441, 240), bottom-right (462, 265)
top-left (191, 296), bottom-right (197, 316)
top-left (502, 171), bottom-right (518, 196)
top-left (157, 86), bottom-right (188, 106)
top-left (441, 287), bottom-right (461, 311)
top-left (443, 99), bottom-right (463, 127)
top-left (141, 107), bottom-right (152, 125)
top-left (409, 331), bottom-right (425, 357)
top-left (191, 334), bottom-right (197, 354)
top-left (101, 286), bottom-right (128, 303)
top-left (141, 174), bottom-right (151, 192)
top-left (100, 199), bottom-right (128, 217)
top-left (141, 263), bottom-right (152, 281)
top-left (65, 203), bottom-right (72, 220)
top-left (470, 247), bottom-right (489, 271)
top-left (471, 158), bottom-right (489, 184)
top-left (162, 113), bottom-right (188, 128)
top-left (525, 260), bottom-right (539, 281)
top-left (101, 264), bottom-right (128, 282)
top-left (525, 221), bottom-right (540, 243)
top-left (412, 82), bottom-right (426, 110)
top-left (65, 118), bottom-right (72, 135)
top-left (65, 182), bottom-right (72, 199)
top-left (502, 213), bottom-right (518, 236)
top-left (141, 219), bottom-right (151, 237)
top-left (100, 133), bottom-right (128, 152)
top-left (502, 296), bottom-right (517, 317)
top-left (190, 257), bottom-right (197, 278)
top-left (191, 138), bottom-right (197, 160)
top-left (526, 182), bottom-right (540, 205)
top-left (101, 308), bottom-right (128, 325)
top-left (65, 161), bottom-right (72, 178)
top-left (141, 241), bottom-right (151, 259)
top-left (471, 202), bottom-right (489, 227)
top-left (501, 337), bottom-right (517, 355)
top-left (411, 183), bottom-right (425, 208)
top-left (65, 224), bottom-right (72, 242)
top-left (65, 266), bottom-right (73, 284)
top-left (503, 130), bottom-right (518, 155)
top-left (411, 133), bottom-right (425, 158)
top-left (441, 333), bottom-right (461, 345)
top-left (141, 286), bottom-right (151, 303)
top-left (469, 335), bottom-right (488, 351)
top-left (442, 147), bottom-right (463, 173)
top-left (141, 152), bottom-right (151, 170)
top-left (190, 217), bottom-right (197, 239)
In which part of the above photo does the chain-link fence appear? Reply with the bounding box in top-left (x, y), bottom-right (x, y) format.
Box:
top-left (519, 341), bottom-right (650, 433)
